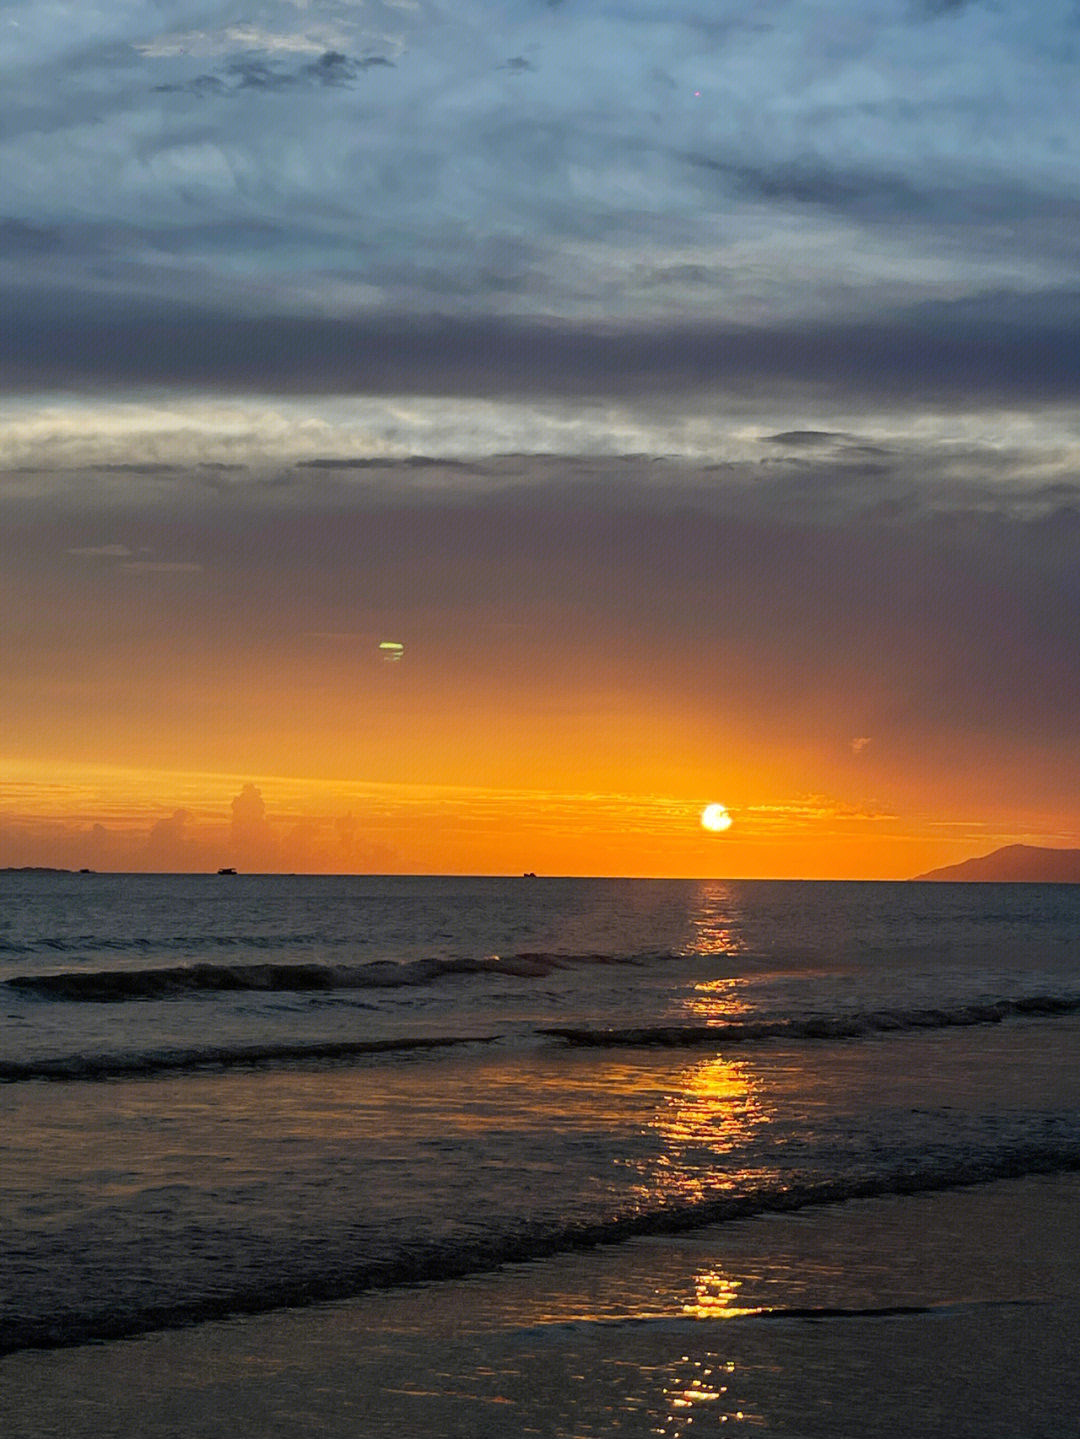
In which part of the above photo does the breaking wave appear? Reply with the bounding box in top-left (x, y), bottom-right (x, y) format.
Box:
top-left (4, 993), bottom-right (1079, 1084)
top-left (0, 1033), bottom-right (496, 1083)
top-left (542, 995), bottom-right (1080, 1047)
top-left (5, 952), bottom-right (646, 1000)
top-left (3, 1140), bottom-right (1078, 1355)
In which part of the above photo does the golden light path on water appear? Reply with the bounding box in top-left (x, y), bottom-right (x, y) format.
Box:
top-left (686, 884), bottom-right (747, 959)
top-left (639, 1047), bottom-right (770, 1434)
top-left (644, 1054), bottom-right (769, 1207)
top-left (637, 883), bottom-right (769, 1430)
top-left (681, 882), bottom-right (754, 1023)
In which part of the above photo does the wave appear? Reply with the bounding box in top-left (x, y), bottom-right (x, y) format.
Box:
top-left (723, 1297), bottom-right (1034, 1323)
top-left (532, 1297), bottom-right (1035, 1333)
top-left (5, 993), bottom-right (1079, 1085)
top-left (3, 1141), bottom-right (1078, 1356)
top-left (0, 932), bottom-right (332, 956)
top-left (5, 951), bottom-right (645, 1000)
top-left (0, 1033), bottom-right (497, 1083)
top-left (542, 994), bottom-right (1080, 1047)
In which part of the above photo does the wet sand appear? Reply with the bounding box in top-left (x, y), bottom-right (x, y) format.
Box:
top-left (6, 1171), bottom-right (1080, 1438)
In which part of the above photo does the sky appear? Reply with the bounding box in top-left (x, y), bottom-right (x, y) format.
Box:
top-left (2, 0), bottom-right (1079, 876)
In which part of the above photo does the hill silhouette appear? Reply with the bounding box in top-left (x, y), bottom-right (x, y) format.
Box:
top-left (914, 844), bottom-right (1080, 883)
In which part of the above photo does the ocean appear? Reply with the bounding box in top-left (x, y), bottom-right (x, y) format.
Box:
top-left (3, 872), bottom-right (1080, 1437)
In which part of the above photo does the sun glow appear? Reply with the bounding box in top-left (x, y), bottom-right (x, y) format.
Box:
top-left (700, 803), bottom-right (733, 833)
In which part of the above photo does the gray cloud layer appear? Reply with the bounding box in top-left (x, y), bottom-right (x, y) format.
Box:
top-left (6, 290), bottom-right (1080, 406)
top-left (3, 0), bottom-right (1080, 406)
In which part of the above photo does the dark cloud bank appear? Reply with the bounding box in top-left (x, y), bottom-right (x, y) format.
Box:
top-left (5, 288), bottom-right (1080, 407)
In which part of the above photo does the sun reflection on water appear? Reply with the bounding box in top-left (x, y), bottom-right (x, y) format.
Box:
top-left (636, 908), bottom-right (772, 1435)
top-left (684, 976), bottom-right (755, 1024)
top-left (684, 1270), bottom-right (746, 1320)
top-left (628, 1052), bottom-right (772, 1215)
top-left (678, 885), bottom-right (760, 1027)
top-left (686, 884), bottom-right (747, 959)
top-left (652, 1056), bottom-right (766, 1161)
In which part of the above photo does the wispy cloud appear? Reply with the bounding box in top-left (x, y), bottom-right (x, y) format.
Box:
top-left (120, 560), bottom-right (202, 573)
top-left (67, 543), bottom-right (134, 558)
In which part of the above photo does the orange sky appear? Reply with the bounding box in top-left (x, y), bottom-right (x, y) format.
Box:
top-left (3, 455), bottom-right (1076, 877)
top-left (0, 756), bottom-right (1052, 879)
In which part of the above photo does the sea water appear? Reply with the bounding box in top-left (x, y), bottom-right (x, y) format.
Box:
top-left (2, 873), bottom-right (1079, 1434)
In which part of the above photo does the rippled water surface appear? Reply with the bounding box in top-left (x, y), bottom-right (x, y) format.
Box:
top-left (2, 873), bottom-right (1079, 1366)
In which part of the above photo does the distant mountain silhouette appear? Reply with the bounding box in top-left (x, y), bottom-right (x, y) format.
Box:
top-left (914, 844), bottom-right (1080, 883)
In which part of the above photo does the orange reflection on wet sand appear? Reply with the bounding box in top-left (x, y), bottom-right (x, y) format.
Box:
top-left (658, 1356), bottom-right (761, 1437)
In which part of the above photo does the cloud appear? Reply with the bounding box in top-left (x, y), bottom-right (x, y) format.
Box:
top-left (120, 561), bottom-right (202, 573)
top-left (4, 386), bottom-right (1078, 482)
top-left (0, 786), bottom-right (408, 873)
top-left (7, 291), bottom-right (1080, 407)
top-left (745, 796), bottom-right (896, 826)
top-left (0, 219), bottom-right (64, 257)
top-left (911, 0), bottom-right (979, 16)
top-left (4, 0), bottom-right (1080, 383)
top-left (851, 737), bottom-right (873, 754)
top-left (145, 807), bottom-right (194, 864)
top-left (295, 456), bottom-right (484, 472)
top-left (157, 49), bottom-right (395, 96)
top-left (138, 27), bottom-right (330, 59)
top-left (301, 51), bottom-right (395, 83)
top-left (67, 543), bottom-right (134, 558)
top-left (764, 430), bottom-right (852, 448)
top-left (93, 463), bottom-right (185, 475)
top-left (152, 73), bottom-right (226, 97)
top-left (680, 151), bottom-right (924, 215)
top-left (230, 782), bottom-right (280, 867)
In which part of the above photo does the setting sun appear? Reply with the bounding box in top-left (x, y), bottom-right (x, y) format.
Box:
top-left (700, 804), bottom-right (733, 833)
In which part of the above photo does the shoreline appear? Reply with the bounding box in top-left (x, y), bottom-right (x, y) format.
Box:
top-left (6, 1171), bottom-right (1080, 1437)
